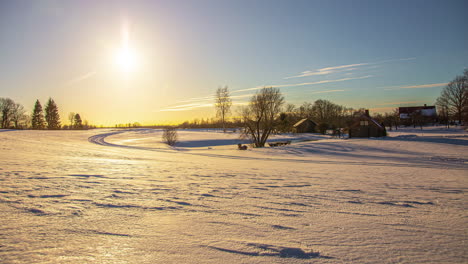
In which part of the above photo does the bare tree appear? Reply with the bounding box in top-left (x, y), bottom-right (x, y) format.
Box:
top-left (298, 102), bottom-right (313, 119)
top-left (464, 69), bottom-right (468, 125)
top-left (436, 71), bottom-right (468, 124)
top-left (0, 98), bottom-right (15, 129)
top-left (162, 127), bottom-right (178, 146)
top-left (74, 113), bottom-right (83, 129)
top-left (392, 108), bottom-right (400, 129)
top-left (240, 87), bottom-right (284, 147)
top-left (436, 96), bottom-right (450, 128)
top-left (11, 103), bottom-right (27, 129)
top-left (68, 112), bottom-right (75, 129)
top-left (215, 86), bottom-right (232, 132)
top-left (311, 99), bottom-right (343, 125)
top-left (383, 111), bottom-right (397, 131)
top-left (284, 103), bottom-right (296, 113)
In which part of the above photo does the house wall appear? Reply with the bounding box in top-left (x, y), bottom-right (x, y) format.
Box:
top-left (349, 124), bottom-right (385, 138)
top-left (421, 108), bottom-right (436, 116)
top-left (295, 121), bottom-right (316, 133)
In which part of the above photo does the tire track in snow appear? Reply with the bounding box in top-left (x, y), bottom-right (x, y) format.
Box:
top-left (88, 130), bottom-right (131, 147)
top-left (87, 130), bottom-right (468, 170)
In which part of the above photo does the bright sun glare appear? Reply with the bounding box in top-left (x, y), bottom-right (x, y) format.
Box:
top-left (115, 46), bottom-right (138, 72)
top-left (114, 21), bottom-right (139, 73)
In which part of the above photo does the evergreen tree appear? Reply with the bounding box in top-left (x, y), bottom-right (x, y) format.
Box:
top-left (44, 98), bottom-right (61, 129)
top-left (31, 100), bottom-right (46, 129)
top-left (74, 113), bottom-right (83, 129)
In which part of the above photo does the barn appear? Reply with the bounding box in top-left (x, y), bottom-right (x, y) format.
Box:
top-left (293, 118), bottom-right (318, 133)
top-left (348, 110), bottom-right (386, 138)
top-left (399, 104), bottom-right (437, 125)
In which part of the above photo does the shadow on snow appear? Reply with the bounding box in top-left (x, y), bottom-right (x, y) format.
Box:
top-left (87, 129), bottom-right (468, 170)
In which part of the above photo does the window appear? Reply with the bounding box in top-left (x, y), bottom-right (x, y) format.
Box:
top-left (360, 120), bottom-right (369, 126)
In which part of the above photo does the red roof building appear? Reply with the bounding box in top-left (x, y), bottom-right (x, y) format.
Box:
top-left (398, 104), bottom-right (436, 119)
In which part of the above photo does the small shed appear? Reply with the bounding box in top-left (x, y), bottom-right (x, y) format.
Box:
top-left (348, 110), bottom-right (386, 138)
top-left (293, 118), bottom-right (318, 133)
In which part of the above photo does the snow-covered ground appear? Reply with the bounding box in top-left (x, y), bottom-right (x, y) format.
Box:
top-left (0, 126), bottom-right (467, 263)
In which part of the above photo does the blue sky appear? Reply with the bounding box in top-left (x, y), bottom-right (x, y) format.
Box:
top-left (0, 0), bottom-right (467, 125)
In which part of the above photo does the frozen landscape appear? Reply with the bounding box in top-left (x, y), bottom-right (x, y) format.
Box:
top-left (0, 127), bottom-right (467, 263)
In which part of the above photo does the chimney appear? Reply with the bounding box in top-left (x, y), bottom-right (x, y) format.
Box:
top-left (365, 109), bottom-right (369, 117)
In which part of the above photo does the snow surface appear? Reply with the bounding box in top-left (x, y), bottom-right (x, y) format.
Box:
top-left (0, 126), bottom-right (467, 263)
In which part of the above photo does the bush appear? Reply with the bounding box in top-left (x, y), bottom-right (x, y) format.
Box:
top-left (162, 127), bottom-right (178, 146)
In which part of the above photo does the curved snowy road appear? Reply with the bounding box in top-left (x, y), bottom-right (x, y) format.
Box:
top-left (88, 130), bottom-right (126, 146)
top-left (87, 129), bottom-right (468, 170)
top-left (88, 129), bottom-right (159, 149)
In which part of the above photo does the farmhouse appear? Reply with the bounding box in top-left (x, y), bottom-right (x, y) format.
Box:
top-left (293, 118), bottom-right (318, 133)
top-left (399, 104), bottom-right (437, 125)
top-left (348, 110), bottom-right (386, 138)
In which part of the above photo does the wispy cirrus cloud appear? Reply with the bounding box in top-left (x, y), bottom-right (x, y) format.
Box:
top-left (158, 95), bottom-right (254, 112)
top-left (233, 75), bottom-right (373, 93)
top-left (376, 100), bottom-right (425, 106)
top-left (399, 83), bottom-right (448, 89)
top-left (285, 57), bottom-right (415, 79)
top-left (157, 68), bottom-right (376, 113)
top-left (284, 63), bottom-right (368, 79)
top-left (384, 82), bottom-right (448, 90)
top-left (65, 71), bottom-right (96, 86)
top-left (176, 95), bottom-right (215, 104)
top-left (176, 94), bottom-right (253, 104)
top-left (158, 103), bottom-right (214, 112)
top-left (309, 89), bottom-right (345, 95)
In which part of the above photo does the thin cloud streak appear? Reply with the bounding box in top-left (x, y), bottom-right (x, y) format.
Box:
top-left (158, 72), bottom-right (374, 113)
top-left (377, 100), bottom-right (425, 106)
top-left (309, 89), bottom-right (345, 94)
top-left (177, 93), bottom-right (254, 104)
top-left (159, 101), bottom-right (249, 112)
top-left (176, 95), bottom-right (215, 104)
top-left (284, 63), bottom-right (368, 79)
top-left (384, 82), bottom-right (448, 90)
top-left (233, 75), bottom-right (373, 93)
top-left (65, 71), bottom-right (96, 86)
top-left (400, 83), bottom-right (448, 89)
top-left (285, 57), bottom-right (415, 79)
top-left (159, 103), bottom-right (213, 112)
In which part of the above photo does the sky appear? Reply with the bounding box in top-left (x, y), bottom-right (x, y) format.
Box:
top-left (0, 0), bottom-right (467, 126)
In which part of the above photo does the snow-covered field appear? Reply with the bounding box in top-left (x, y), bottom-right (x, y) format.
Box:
top-left (1, 126), bottom-right (467, 263)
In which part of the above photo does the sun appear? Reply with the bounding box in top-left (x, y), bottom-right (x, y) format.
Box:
top-left (115, 46), bottom-right (138, 73)
top-left (113, 21), bottom-right (140, 73)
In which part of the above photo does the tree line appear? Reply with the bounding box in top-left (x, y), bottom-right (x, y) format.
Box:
top-left (208, 69), bottom-right (466, 147)
top-left (0, 97), bottom-right (93, 130)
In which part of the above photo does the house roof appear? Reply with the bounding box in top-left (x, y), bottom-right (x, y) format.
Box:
top-left (293, 118), bottom-right (317, 128)
top-left (353, 114), bottom-right (384, 130)
top-left (399, 105), bottom-right (436, 114)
